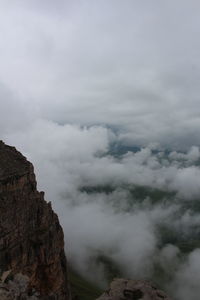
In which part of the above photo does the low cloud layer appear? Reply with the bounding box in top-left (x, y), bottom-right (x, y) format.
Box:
top-left (3, 120), bottom-right (200, 300)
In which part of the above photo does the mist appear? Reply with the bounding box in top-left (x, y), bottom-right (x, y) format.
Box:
top-left (1, 1), bottom-right (200, 299)
top-left (3, 120), bottom-right (200, 299)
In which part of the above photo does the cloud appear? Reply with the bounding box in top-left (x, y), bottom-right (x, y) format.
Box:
top-left (5, 119), bottom-right (200, 201)
top-left (172, 249), bottom-right (200, 300)
top-left (1, 1), bottom-right (200, 146)
top-left (1, 1), bottom-right (200, 299)
top-left (4, 120), bottom-right (200, 297)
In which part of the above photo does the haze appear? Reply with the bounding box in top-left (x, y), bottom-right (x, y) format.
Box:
top-left (1, 1), bottom-right (200, 300)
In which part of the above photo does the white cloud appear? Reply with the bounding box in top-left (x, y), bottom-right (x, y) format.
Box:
top-left (4, 120), bottom-right (200, 295)
top-left (1, 1), bottom-right (200, 299)
top-left (173, 249), bottom-right (200, 300)
top-left (1, 1), bottom-right (200, 146)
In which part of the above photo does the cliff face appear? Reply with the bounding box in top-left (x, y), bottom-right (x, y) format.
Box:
top-left (0, 141), bottom-right (70, 299)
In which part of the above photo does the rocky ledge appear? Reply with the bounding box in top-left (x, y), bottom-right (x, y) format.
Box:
top-left (96, 278), bottom-right (172, 300)
top-left (0, 141), bottom-right (70, 299)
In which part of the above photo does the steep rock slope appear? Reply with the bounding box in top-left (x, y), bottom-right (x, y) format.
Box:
top-left (0, 141), bottom-right (70, 299)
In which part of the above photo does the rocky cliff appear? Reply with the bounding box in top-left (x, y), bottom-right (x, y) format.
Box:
top-left (0, 141), bottom-right (70, 299)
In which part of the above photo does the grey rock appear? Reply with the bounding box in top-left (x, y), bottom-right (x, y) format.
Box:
top-left (96, 278), bottom-right (172, 300)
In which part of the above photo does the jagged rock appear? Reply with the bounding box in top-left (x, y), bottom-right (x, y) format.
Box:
top-left (0, 273), bottom-right (38, 299)
top-left (96, 278), bottom-right (172, 300)
top-left (0, 273), bottom-right (41, 299)
top-left (0, 141), bottom-right (71, 299)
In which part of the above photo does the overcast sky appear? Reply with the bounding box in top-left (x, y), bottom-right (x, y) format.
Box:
top-left (1, 0), bottom-right (200, 148)
top-left (2, 3), bottom-right (200, 299)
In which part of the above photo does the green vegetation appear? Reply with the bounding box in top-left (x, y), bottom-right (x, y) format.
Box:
top-left (129, 185), bottom-right (175, 205)
top-left (95, 254), bottom-right (121, 282)
top-left (80, 185), bottom-right (115, 194)
top-left (69, 268), bottom-right (102, 300)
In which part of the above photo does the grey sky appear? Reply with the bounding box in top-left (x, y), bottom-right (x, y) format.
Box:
top-left (2, 3), bottom-right (200, 299)
top-left (1, 0), bottom-right (200, 147)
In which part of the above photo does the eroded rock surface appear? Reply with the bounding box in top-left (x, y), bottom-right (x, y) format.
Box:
top-left (0, 141), bottom-right (70, 299)
top-left (0, 273), bottom-right (40, 299)
top-left (96, 278), bottom-right (172, 300)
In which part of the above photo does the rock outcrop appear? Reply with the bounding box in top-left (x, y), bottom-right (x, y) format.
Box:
top-left (0, 273), bottom-right (40, 299)
top-left (96, 278), bottom-right (172, 300)
top-left (0, 141), bottom-right (70, 299)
